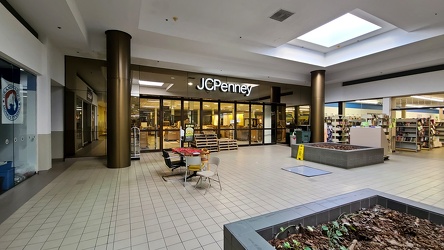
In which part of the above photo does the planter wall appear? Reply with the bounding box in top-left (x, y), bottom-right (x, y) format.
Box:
top-left (224, 189), bottom-right (444, 250)
top-left (290, 143), bottom-right (384, 169)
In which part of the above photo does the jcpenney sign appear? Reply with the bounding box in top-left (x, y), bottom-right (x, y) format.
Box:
top-left (196, 78), bottom-right (253, 97)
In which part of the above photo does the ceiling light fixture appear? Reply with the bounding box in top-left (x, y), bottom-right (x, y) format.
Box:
top-left (355, 100), bottom-right (379, 104)
top-left (411, 95), bottom-right (444, 102)
top-left (405, 104), bottom-right (425, 108)
top-left (188, 82), bottom-right (193, 86)
top-left (139, 80), bottom-right (164, 87)
top-left (297, 13), bottom-right (381, 47)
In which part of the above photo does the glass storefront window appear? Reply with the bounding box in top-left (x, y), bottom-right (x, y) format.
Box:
top-left (251, 104), bottom-right (263, 144)
top-left (0, 58), bottom-right (37, 192)
top-left (75, 97), bottom-right (83, 151)
top-left (236, 103), bottom-right (249, 145)
top-left (298, 106), bottom-right (310, 126)
top-left (220, 103), bottom-right (234, 140)
top-left (277, 105), bottom-right (286, 143)
top-left (131, 96), bottom-right (140, 127)
top-left (162, 99), bottom-right (181, 149)
top-left (140, 98), bottom-right (160, 151)
top-left (202, 101), bottom-right (217, 133)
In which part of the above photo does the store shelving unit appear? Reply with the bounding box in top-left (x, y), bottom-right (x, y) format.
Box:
top-left (395, 118), bottom-right (420, 152)
top-left (331, 115), bottom-right (350, 143)
top-left (218, 138), bottom-right (238, 151)
top-left (419, 118), bottom-right (433, 149)
top-left (191, 134), bottom-right (219, 152)
top-left (436, 122), bottom-right (444, 144)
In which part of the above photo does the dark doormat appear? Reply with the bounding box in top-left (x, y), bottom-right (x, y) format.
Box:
top-left (281, 165), bottom-right (331, 177)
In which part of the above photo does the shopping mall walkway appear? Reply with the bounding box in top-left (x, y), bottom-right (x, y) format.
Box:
top-left (0, 145), bottom-right (443, 250)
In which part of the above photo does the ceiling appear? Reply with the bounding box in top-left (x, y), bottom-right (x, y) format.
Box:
top-left (6, 0), bottom-right (444, 93)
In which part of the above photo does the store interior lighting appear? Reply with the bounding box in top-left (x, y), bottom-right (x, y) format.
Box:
top-left (411, 95), bottom-right (444, 102)
top-left (139, 80), bottom-right (164, 87)
top-left (355, 100), bottom-right (380, 104)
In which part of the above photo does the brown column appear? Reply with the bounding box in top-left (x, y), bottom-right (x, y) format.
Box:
top-left (338, 102), bottom-right (345, 116)
top-left (311, 70), bottom-right (325, 142)
top-left (106, 30), bottom-right (132, 168)
top-left (270, 86), bottom-right (281, 103)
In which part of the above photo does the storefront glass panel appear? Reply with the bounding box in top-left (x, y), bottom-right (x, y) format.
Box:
top-left (219, 103), bottom-right (234, 140)
top-left (236, 103), bottom-right (249, 145)
top-left (251, 104), bottom-right (263, 144)
top-left (140, 98), bottom-right (160, 151)
top-left (162, 99), bottom-right (181, 149)
top-left (75, 97), bottom-right (83, 151)
top-left (0, 58), bottom-right (37, 193)
top-left (277, 105), bottom-right (286, 143)
top-left (184, 100), bottom-right (200, 130)
top-left (202, 101), bottom-right (217, 134)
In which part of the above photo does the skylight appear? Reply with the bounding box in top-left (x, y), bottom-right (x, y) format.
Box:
top-left (297, 13), bottom-right (381, 48)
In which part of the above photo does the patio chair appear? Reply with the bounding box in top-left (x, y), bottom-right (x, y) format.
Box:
top-left (194, 156), bottom-right (221, 194)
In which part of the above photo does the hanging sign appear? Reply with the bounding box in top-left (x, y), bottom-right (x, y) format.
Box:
top-left (1, 78), bottom-right (23, 124)
top-left (196, 78), bottom-right (253, 96)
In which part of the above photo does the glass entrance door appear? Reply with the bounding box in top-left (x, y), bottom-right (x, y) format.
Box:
top-left (162, 99), bottom-right (181, 149)
top-left (139, 98), bottom-right (160, 151)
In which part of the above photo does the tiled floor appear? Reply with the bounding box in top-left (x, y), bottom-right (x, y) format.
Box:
top-left (0, 145), bottom-right (443, 250)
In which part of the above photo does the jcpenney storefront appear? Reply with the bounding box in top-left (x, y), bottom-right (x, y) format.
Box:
top-left (65, 57), bottom-right (311, 156)
top-left (130, 67), bottom-right (303, 152)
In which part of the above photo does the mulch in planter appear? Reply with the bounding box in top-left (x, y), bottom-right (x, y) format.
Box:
top-left (268, 205), bottom-right (444, 250)
top-left (308, 144), bottom-right (365, 151)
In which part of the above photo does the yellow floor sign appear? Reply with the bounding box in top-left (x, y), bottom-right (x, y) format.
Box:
top-left (296, 144), bottom-right (304, 160)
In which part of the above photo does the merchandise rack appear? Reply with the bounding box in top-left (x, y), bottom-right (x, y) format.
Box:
top-left (436, 122), bottom-right (444, 144)
top-left (420, 118), bottom-right (433, 149)
top-left (395, 118), bottom-right (420, 152)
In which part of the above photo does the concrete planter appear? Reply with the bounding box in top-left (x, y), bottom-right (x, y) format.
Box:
top-left (290, 143), bottom-right (384, 169)
top-left (224, 189), bottom-right (444, 250)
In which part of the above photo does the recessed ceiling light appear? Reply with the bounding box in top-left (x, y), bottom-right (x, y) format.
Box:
top-left (139, 80), bottom-right (164, 87)
top-left (297, 13), bottom-right (381, 47)
top-left (188, 82), bottom-right (193, 86)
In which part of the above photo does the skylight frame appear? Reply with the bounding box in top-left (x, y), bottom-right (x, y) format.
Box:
top-left (297, 13), bottom-right (381, 48)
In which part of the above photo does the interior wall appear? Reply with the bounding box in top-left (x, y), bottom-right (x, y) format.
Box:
top-left (51, 85), bottom-right (64, 159)
top-left (0, 4), bottom-right (43, 74)
top-left (325, 70), bottom-right (444, 103)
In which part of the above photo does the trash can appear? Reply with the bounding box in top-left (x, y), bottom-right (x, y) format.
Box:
top-left (295, 131), bottom-right (311, 143)
top-left (290, 131), bottom-right (297, 145)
